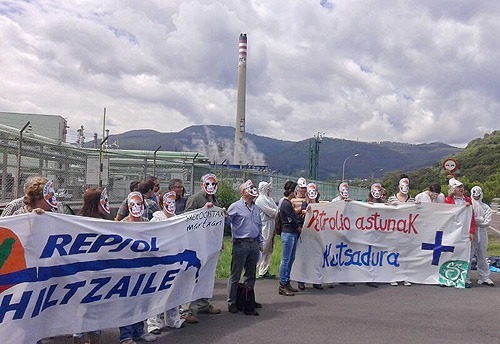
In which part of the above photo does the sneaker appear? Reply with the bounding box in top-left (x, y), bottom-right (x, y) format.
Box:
top-left (297, 282), bottom-right (305, 291)
top-left (198, 305), bottom-right (221, 315)
top-left (121, 339), bottom-right (137, 344)
top-left (287, 283), bottom-right (299, 293)
top-left (278, 284), bottom-right (294, 296)
top-left (477, 278), bottom-right (495, 286)
top-left (403, 281), bottom-right (412, 286)
top-left (465, 281), bottom-right (472, 288)
top-left (149, 329), bottom-right (161, 335)
top-left (259, 272), bottom-right (276, 279)
top-left (390, 282), bottom-right (399, 286)
top-left (180, 313), bottom-right (199, 324)
top-left (134, 333), bottom-right (157, 342)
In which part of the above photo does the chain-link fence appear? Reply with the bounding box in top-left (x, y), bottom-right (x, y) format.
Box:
top-left (0, 123), bottom-right (367, 213)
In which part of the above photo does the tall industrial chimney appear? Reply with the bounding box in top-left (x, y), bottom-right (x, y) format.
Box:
top-left (234, 33), bottom-right (247, 166)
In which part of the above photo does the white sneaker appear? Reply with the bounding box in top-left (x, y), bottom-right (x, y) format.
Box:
top-left (477, 278), bottom-right (495, 286)
top-left (390, 282), bottom-right (398, 286)
top-left (403, 281), bottom-right (412, 286)
top-left (135, 333), bottom-right (157, 342)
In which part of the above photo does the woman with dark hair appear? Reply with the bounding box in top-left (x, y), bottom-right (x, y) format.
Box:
top-left (78, 187), bottom-right (110, 219)
top-left (367, 183), bottom-right (385, 204)
top-left (388, 174), bottom-right (415, 204)
top-left (73, 187), bottom-right (110, 344)
top-left (278, 181), bottom-right (301, 296)
top-left (415, 183), bottom-right (445, 203)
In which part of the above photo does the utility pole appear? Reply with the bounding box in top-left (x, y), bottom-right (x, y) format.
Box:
top-left (308, 132), bottom-right (324, 181)
top-left (98, 108), bottom-right (107, 188)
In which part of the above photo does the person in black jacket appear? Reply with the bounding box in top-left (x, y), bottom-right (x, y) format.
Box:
top-left (278, 181), bottom-right (301, 296)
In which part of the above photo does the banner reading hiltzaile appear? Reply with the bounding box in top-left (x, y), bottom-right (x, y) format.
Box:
top-left (0, 208), bottom-right (224, 344)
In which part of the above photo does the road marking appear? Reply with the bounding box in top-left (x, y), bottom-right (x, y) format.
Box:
top-left (489, 226), bottom-right (500, 235)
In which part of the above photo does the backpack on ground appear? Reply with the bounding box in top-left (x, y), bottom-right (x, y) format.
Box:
top-left (236, 283), bottom-right (258, 315)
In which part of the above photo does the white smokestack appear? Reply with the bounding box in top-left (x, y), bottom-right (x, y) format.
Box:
top-left (234, 33), bottom-right (247, 166)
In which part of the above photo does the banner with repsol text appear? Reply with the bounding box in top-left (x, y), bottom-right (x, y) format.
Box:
top-left (291, 201), bottom-right (472, 287)
top-left (0, 207), bottom-right (224, 344)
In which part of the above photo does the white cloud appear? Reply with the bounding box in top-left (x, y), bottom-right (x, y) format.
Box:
top-left (0, 0), bottom-right (498, 146)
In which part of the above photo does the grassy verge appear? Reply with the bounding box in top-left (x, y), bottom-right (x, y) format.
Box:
top-left (215, 234), bottom-right (500, 279)
top-left (216, 236), bottom-right (282, 279)
top-left (488, 234), bottom-right (500, 256)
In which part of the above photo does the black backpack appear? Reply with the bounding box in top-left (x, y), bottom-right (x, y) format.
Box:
top-left (236, 283), bottom-right (259, 315)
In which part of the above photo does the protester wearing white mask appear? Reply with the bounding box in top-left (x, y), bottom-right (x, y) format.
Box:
top-left (147, 191), bottom-right (186, 335)
top-left (469, 186), bottom-right (494, 287)
top-left (388, 175), bottom-right (415, 204)
top-left (255, 181), bottom-right (279, 279)
top-left (444, 177), bottom-right (476, 288)
top-left (332, 182), bottom-right (351, 202)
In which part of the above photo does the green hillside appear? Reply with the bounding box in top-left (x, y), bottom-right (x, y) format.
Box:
top-left (382, 130), bottom-right (500, 202)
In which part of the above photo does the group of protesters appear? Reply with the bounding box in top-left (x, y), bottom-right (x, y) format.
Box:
top-left (1, 171), bottom-right (494, 343)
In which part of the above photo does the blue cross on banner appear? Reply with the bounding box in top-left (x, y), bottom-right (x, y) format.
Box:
top-left (421, 231), bottom-right (455, 266)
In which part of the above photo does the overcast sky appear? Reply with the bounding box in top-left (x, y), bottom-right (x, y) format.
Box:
top-left (1, 0), bottom-right (498, 147)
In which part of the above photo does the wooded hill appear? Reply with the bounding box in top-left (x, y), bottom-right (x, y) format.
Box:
top-left (382, 130), bottom-right (500, 202)
top-left (101, 125), bottom-right (461, 181)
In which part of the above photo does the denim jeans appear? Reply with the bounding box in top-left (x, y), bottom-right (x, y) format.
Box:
top-left (279, 232), bottom-right (298, 285)
top-left (119, 322), bottom-right (145, 342)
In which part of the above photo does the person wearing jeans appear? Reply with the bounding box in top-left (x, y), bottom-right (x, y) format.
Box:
top-left (278, 181), bottom-right (301, 296)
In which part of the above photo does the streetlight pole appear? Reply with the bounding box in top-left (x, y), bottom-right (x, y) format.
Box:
top-left (15, 121), bottom-right (31, 198)
top-left (342, 153), bottom-right (359, 182)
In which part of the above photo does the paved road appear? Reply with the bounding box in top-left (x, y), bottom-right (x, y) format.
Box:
top-left (489, 212), bottom-right (500, 237)
top-left (47, 269), bottom-right (499, 344)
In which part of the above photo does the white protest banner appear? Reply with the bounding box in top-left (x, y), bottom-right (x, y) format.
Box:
top-left (0, 208), bottom-right (224, 344)
top-left (291, 201), bottom-right (472, 287)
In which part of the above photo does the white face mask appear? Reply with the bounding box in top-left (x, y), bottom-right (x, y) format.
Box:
top-left (244, 180), bottom-right (258, 197)
top-left (128, 192), bottom-right (144, 218)
top-left (371, 183), bottom-right (381, 199)
top-left (399, 178), bottom-right (409, 194)
top-left (202, 174), bottom-right (218, 195)
top-left (43, 180), bottom-right (58, 209)
top-left (307, 183), bottom-right (318, 200)
top-left (162, 191), bottom-right (177, 215)
top-left (339, 182), bottom-right (349, 199)
top-left (471, 186), bottom-right (482, 200)
top-left (100, 188), bottom-right (110, 214)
